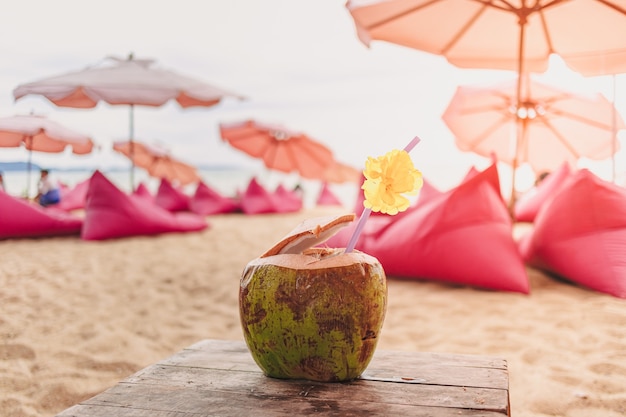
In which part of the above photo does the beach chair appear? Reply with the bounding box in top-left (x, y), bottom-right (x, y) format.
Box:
top-left (0, 189), bottom-right (83, 239)
top-left (81, 171), bottom-right (208, 240)
top-left (189, 181), bottom-right (241, 215)
top-left (154, 178), bottom-right (191, 212)
top-left (519, 169), bottom-right (626, 298)
top-left (239, 177), bottom-right (280, 215)
top-left (273, 184), bottom-right (303, 213)
top-left (514, 162), bottom-right (572, 223)
top-left (316, 182), bottom-right (343, 206)
top-left (327, 163), bottom-right (529, 293)
top-left (132, 182), bottom-right (155, 204)
top-left (56, 178), bottom-right (90, 212)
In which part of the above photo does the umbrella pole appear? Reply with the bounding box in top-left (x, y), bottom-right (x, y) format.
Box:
top-left (611, 74), bottom-right (617, 183)
top-left (26, 138), bottom-right (33, 198)
top-left (129, 104), bottom-right (135, 190)
top-left (509, 120), bottom-right (522, 216)
top-left (509, 11), bottom-right (528, 217)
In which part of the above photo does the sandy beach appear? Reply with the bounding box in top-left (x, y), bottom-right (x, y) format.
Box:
top-left (1, 206), bottom-right (624, 417)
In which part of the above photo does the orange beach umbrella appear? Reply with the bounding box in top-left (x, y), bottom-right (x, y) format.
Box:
top-left (113, 140), bottom-right (200, 186)
top-left (219, 119), bottom-right (335, 180)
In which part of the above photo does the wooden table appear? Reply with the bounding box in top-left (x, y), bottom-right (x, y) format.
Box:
top-left (57, 339), bottom-right (510, 416)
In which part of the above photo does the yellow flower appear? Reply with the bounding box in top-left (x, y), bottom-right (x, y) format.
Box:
top-left (362, 149), bottom-right (423, 215)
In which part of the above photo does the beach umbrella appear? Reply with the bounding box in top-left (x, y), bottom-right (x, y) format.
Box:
top-left (219, 119), bottom-right (335, 180)
top-left (13, 54), bottom-right (243, 187)
top-left (346, 0), bottom-right (626, 205)
top-left (565, 46), bottom-right (626, 183)
top-left (0, 114), bottom-right (94, 196)
top-left (442, 76), bottom-right (626, 200)
top-left (112, 140), bottom-right (200, 186)
top-left (322, 160), bottom-right (361, 184)
top-left (347, 0), bottom-right (626, 75)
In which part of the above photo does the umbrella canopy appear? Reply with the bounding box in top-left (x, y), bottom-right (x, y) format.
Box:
top-left (13, 54), bottom-right (243, 187)
top-left (0, 114), bottom-right (94, 195)
top-left (0, 114), bottom-right (93, 154)
top-left (113, 140), bottom-right (200, 186)
top-left (322, 160), bottom-right (361, 184)
top-left (442, 77), bottom-right (626, 191)
top-left (347, 0), bottom-right (626, 75)
top-left (219, 119), bottom-right (335, 180)
top-left (346, 0), bottom-right (626, 205)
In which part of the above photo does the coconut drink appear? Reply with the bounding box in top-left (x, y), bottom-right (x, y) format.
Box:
top-left (239, 138), bottom-right (423, 382)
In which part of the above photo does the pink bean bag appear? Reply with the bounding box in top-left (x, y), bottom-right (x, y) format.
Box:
top-left (316, 182), bottom-right (343, 206)
top-left (0, 189), bottom-right (83, 239)
top-left (515, 162), bottom-right (572, 223)
top-left (273, 184), bottom-right (303, 213)
top-left (154, 178), bottom-right (191, 212)
top-left (132, 182), bottom-right (155, 204)
top-left (417, 177), bottom-right (443, 203)
top-left (461, 164), bottom-right (501, 196)
top-left (240, 178), bottom-right (279, 215)
top-left (81, 171), bottom-right (208, 240)
top-left (189, 181), bottom-right (241, 215)
top-left (519, 169), bottom-right (626, 298)
top-left (327, 163), bottom-right (529, 293)
top-left (57, 178), bottom-right (90, 211)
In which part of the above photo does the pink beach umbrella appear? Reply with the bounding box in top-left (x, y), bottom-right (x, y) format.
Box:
top-left (442, 76), bottom-right (625, 207)
top-left (346, 0), bottom-right (626, 206)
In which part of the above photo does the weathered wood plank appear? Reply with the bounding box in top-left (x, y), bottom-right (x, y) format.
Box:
top-left (162, 339), bottom-right (509, 390)
top-left (68, 383), bottom-right (508, 417)
top-left (55, 339), bottom-right (510, 417)
top-left (123, 364), bottom-right (508, 411)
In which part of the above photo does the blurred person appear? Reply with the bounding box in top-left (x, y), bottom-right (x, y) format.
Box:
top-left (535, 171), bottom-right (550, 186)
top-left (35, 169), bottom-right (61, 206)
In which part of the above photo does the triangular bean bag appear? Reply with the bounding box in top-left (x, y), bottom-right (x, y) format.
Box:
top-left (273, 184), bottom-right (303, 213)
top-left (316, 182), bottom-right (343, 206)
top-left (132, 182), bottom-right (155, 204)
top-left (335, 174), bottom-right (454, 250)
top-left (519, 169), bottom-right (626, 298)
top-left (154, 178), bottom-right (191, 212)
top-left (462, 164), bottom-right (502, 197)
top-left (0, 189), bottom-right (83, 239)
top-left (240, 178), bottom-right (279, 215)
top-left (81, 171), bottom-right (208, 241)
top-left (515, 162), bottom-right (572, 223)
top-left (57, 178), bottom-right (90, 211)
top-left (189, 181), bottom-right (241, 215)
top-left (327, 163), bottom-right (529, 293)
top-left (417, 177), bottom-right (443, 203)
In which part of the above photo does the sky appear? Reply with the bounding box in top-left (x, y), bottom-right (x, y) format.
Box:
top-left (1, 0), bottom-right (625, 194)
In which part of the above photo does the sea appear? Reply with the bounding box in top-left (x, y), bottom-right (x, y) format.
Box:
top-left (1, 165), bottom-right (359, 210)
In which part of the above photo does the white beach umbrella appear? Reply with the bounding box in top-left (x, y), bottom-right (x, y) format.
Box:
top-left (13, 54), bottom-right (244, 187)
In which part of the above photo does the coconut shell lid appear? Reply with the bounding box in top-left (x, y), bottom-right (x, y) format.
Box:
top-left (260, 213), bottom-right (356, 258)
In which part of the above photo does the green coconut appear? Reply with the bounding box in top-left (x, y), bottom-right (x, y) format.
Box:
top-left (239, 214), bottom-right (387, 382)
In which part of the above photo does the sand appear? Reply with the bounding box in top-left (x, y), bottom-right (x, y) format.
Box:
top-left (1, 206), bottom-right (625, 417)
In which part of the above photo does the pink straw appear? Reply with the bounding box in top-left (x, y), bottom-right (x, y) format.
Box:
top-left (345, 136), bottom-right (421, 253)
